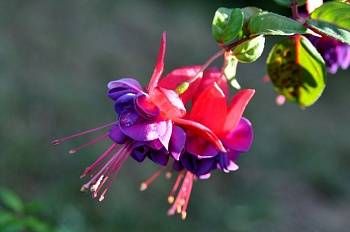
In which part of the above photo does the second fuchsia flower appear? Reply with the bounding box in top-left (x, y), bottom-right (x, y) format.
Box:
top-left (53, 32), bottom-right (255, 219)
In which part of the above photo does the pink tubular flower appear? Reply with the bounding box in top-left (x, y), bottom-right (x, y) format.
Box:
top-left (158, 68), bottom-right (255, 218)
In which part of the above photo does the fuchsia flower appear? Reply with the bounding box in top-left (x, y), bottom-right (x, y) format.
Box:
top-left (52, 33), bottom-right (188, 201)
top-left (161, 72), bottom-right (255, 217)
top-left (53, 32), bottom-right (255, 219)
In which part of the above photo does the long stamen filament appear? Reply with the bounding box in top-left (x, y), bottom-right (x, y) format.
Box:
top-left (80, 144), bottom-right (117, 178)
top-left (81, 142), bottom-right (133, 201)
top-left (140, 169), bottom-right (163, 191)
top-left (51, 122), bottom-right (116, 145)
top-left (68, 133), bottom-right (108, 154)
top-left (167, 171), bottom-right (194, 219)
top-left (167, 172), bottom-right (184, 204)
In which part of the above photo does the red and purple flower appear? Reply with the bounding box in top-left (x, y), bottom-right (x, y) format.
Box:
top-left (161, 71), bottom-right (255, 217)
top-left (53, 32), bottom-right (255, 219)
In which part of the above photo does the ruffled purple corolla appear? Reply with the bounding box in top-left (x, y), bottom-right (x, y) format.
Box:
top-left (309, 36), bottom-right (350, 74)
top-left (107, 78), bottom-right (185, 166)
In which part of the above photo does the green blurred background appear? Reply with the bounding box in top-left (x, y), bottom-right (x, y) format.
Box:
top-left (0, 0), bottom-right (349, 231)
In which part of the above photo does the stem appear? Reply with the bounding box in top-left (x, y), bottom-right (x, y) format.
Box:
top-left (188, 49), bottom-right (224, 83)
top-left (304, 22), bottom-right (345, 43)
top-left (223, 35), bottom-right (259, 51)
top-left (291, 0), bottom-right (300, 20)
top-left (188, 35), bottom-right (259, 84)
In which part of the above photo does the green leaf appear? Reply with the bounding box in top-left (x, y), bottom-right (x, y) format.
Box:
top-left (24, 217), bottom-right (52, 232)
top-left (0, 211), bottom-right (15, 225)
top-left (233, 35), bottom-right (265, 63)
top-left (241, 7), bottom-right (262, 35)
top-left (267, 35), bottom-right (326, 107)
top-left (0, 189), bottom-right (24, 213)
top-left (241, 7), bottom-right (262, 24)
top-left (273, 0), bottom-right (306, 7)
top-left (212, 8), bottom-right (244, 44)
top-left (307, 19), bottom-right (350, 44)
top-left (306, 1), bottom-right (350, 44)
top-left (248, 11), bottom-right (307, 36)
top-left (310, 1), bottom-right (350, 31)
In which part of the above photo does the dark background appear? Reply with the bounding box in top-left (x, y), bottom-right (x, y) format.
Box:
top-left (0, 0), bottom-right (349, 231)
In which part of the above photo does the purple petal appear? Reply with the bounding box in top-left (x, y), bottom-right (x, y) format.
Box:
top-left (180, 154), bottom-right (216, 176)
top-left (131, 144), bottom-right (149, 162)
top-left (107, 78), bottom-right (143, 91)
top-left (338, 45), bottom-right (350, 70)
top-left (198, 173), bottom-right (211, 179)
top-left (169, 126), bottom-right (186, 161)
top-left (114, 93), bottom-right (136, 114)
top-left (108, 89), bottom-right (135, 101)
top-left (148, 150), bottom-right (169, 166)
top-left (186, 137), bottom-right (219, 158)
top-left (107, 78), bottom-right (144, 101)
top-left (222, 117), bottom-right (253, 152)
top-left (119, 110), bottom-right (170, 142)
top-left (108, 125), bottom-right (127, 144)
top-left (217, 153), bottom-right (239, 173)
top-left (172, 161), bottom-right (184, 171)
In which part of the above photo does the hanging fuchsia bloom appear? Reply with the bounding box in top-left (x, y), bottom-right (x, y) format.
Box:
top-left (53, 32), bottom-right (255, 219)
top-left (157, 68), bottom-right (255, 218)
top-left (309, 36), bottom-right (350, 74)
top-left (52, 32), bottom-right (188, 201)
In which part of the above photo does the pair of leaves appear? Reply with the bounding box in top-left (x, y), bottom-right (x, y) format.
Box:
top-left (267, 35), bottom-right (326, 107)
top-left (212, 6), bottom-right (308, 45)
top-left (306, 1), bottom-right (350, 44)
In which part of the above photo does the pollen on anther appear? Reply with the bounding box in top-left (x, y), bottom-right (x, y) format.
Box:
top-left (165, 172), bottom-right (172, 179)
top-left (140, 182), bottom-right (148, 191)
top-left (181, 211), bottom-right (187, 220)
top-left (167, 196), bottom-right (174, 204)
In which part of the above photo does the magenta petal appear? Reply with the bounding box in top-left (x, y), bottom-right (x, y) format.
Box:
top-left (107, 78), bottom-right (143, 92)
top-left (222, 117), bottom-right (253, 152)
top-left (148, 139), bottom-right (163, 150)
top-left (169, 126), bottom-right (186, 161)
top-left (135, 94), bottom-right (160, 119)
top-left (119, 110), bottom-right (170, 142)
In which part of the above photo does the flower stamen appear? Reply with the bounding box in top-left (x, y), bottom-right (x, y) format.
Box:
top-left (68, 133), bottom-right (108, 154)
top-left (140, 169), bottom-right (163, 191)
top-left (81, 142), bottom-right (133, 201)
top-left (51, 122), bottom-right (116, 145)
top-left (167, 171), bottom-right (194, 219)
top-left (80, 144), bottom-right (117, 178)
top-left (167, 172), bottom-right (184, 204)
